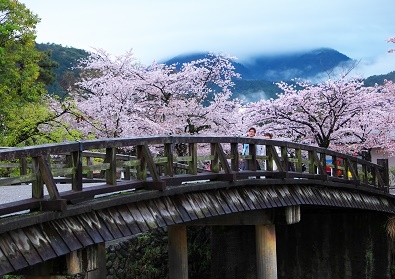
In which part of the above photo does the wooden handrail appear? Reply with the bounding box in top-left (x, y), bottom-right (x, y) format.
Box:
top-left (0, 136), bottom-right (389, 218)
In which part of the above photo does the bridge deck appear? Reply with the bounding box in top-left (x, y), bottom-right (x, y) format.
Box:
top-left (0, 136), bottom-right (391, 275)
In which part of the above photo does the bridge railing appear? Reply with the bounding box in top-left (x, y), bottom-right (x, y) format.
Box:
top-left (0, 136), bottom-right (389, 218)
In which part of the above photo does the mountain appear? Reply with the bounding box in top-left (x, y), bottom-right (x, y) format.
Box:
top-left (364, 71), bottom-right (395, 86)
top-left (163, 48), bottom-right (354, 101)
top-left (36, 43), bottom-right (90, 98)
top-left (163, 48), bottom-right (352, 81)
top-left (163, 53), bottom-right (253, 79)
top-left (241, 48), bottom-right (352, 81)
top-left (36, 43), bottom-right (394, 102)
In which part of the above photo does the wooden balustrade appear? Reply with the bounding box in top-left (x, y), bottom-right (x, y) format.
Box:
top-left (0, 136), bottom-right (389, 218)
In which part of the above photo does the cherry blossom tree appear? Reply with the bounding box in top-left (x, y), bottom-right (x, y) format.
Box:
top-left (388, 36), bottom-right (395, 53)
top-left (245, 75), bottom-right (395, 156)
top-left (65, 49), bottom-right (243, 139)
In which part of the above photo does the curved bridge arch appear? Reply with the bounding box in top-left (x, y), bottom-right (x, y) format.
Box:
top-left (0, 136), bottom-right (392, 275)
top-left (0, 179), bottom-right (394, 275)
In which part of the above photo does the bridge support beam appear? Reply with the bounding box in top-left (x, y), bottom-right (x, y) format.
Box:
top-left (285, 205), bottom-right (301, 224)
top-left (67, 243), bottom-right (106, 278)
top-left (22, 243), bottom-right (106, 278)
top-left (256, 224), bottom-right (277, 279)
top-left (168, 225), bottom-right (188, 279)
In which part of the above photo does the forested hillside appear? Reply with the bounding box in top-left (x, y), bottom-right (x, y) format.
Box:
top-left (364, 71), bottom-right (395, 86)
top-left (37, 43), bottom-right (395, 102)
top-left (36, 43), bottom-right (90, 98)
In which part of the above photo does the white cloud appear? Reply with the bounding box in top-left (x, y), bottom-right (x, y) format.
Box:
top-left (20, 0), bottom-right (395, 75)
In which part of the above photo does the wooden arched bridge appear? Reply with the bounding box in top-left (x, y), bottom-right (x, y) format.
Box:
top-left (0, 136), bottom-right (393, 278)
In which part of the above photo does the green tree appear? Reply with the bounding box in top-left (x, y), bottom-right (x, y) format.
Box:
top-left (0, 0), bottom-right (44, 106)
top-left (0, 0), bottom-right (63, 145)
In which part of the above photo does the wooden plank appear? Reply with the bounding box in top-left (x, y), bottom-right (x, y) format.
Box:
top-left (105, 147), bottom-right (117, 185)
top-left (161, 196), bottom-right (187, 223)
top-left (135, 201), bottom-right (159, 230)
top-left (351, 192), bottom-right (364, 208)
top-left (185, 193), bottom-right (211, 219)
top-left (146, 199), bottom-right (174, 227)
top-left (364, 194), bottom-right (376, 210)
top-left (152, 198), bottom-right (176, 226)
top-left (62, 216), bottom-right (95, 247)
top-left (40, 199), bottom-right (67, 211)
top-left (0, 199), bottom-right (41, 217)
top-left (303, 187), bottom-right (324, 204)
top-left (196, 192), bottom-right (221, 216)
top-left (330, 190), bottom-right (343, 207)
top-left (23, 225), bottom-right (57, 261)
top-left (0, 173), bottom-right (35, 186)
top-left (286, 186), bottom-right (305, 205)
top-left (8, 229), bottom-right (42, 266)
top-left (266, 187), bottom-right (287, 207)
top-left (228, 188), bottom-right (253, 211)
top-left (213, 143), bottom-right (231, 174)
top-left (188, 143), bottom-right (197, 175)
top-left (126, 203), bottom-right (150, 232)
top-left (0, 246), bottom-right (14, 275)
top-left (348, 192), bottom-right (366, 208)
top-left (0, 232), bottom-right (29, 270)
top-left (367, 195), bottom-right (381, 211)
top-left (316, 188), bottom-right (332, 206)
top-left (172, 194), bottom-right (199, 221)
top-left (142, 200), bottom-right (167, 228)
top-left (141, 144), bottom-right (161, 181)
top-left (240, 188), bottom-right (264, 210)
top-left (295, 186), bottom-right (313, 204)
top-left (276, 186), bottom-right (298, 206)
top-left (164, 143), bottom-right (174, 177)
top-left (213, 191), bottom-right (233, 214)
top-left (51, 219), bottom-right (83, 251)
top-left (249, 188), bottom-right (272, 209)
top-left (37, 155), bottom-right (61, 200)
top-left (204, 192), bottom-right (227, 215)
top-left (253, 188), bottom-right (276, 208)
top-left (319, 188), bottom-right (334, 206)
top-left (117, 204), bottom-right (144, 234)
top-left (77, 212), bottom-right (111, 242)
top-left (337, 191), bottom-right (353, 208)
top-left (96, 209), bottom-right (124, 239)
top-left (40, 222), bottom-right (70, 257)
top-left (309, 188), bottom-right (326, 206)
top-left (219, 190), bottom-right (244, 212)
top-left (378, 197), bottom-right (392, 212)
top-left (107, 207), bottom-right (133, 237)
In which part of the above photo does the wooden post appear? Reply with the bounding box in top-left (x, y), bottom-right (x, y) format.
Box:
top-left (31, 157), bottom-right (44, 199)
top-left (71, 150), bottom-right (83, 191)
top-left (86, 156), bottom-right (93, 179)
top-left (67, 243), bottom-right (106, 278)
top-left (164, 143), bottom-right (174, 177)
top-left (188, 143), bottom-right (197, 175)
top-left (256, 224), bottom-right (277, 279)
top-left (105, 147), bottom-right (117, 185)
top-left (168, 225), bottom-right (188, 279)
top-left (377, 159), bottom-right (389, 188)
top-left (231, 142), bottom-right (239, 171)
top-left (285, 206), bottom-right (301, 224)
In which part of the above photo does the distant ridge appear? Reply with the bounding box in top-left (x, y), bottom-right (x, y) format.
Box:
top-left (243, 48), bottom-right (352, 81)
top-left (163, 48), bottom-right (353, 81)
top-left (36, 43), bottom-right (394, 102)
top-left (162, 48), bottom-right (354, 101)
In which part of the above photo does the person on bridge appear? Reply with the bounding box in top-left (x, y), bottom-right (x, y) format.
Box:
top-left (241, 127), bottom-right (262, 170)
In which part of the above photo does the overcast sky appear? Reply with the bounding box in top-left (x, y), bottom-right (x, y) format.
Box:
top-left (20, 0), bottom-right (395, 77)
